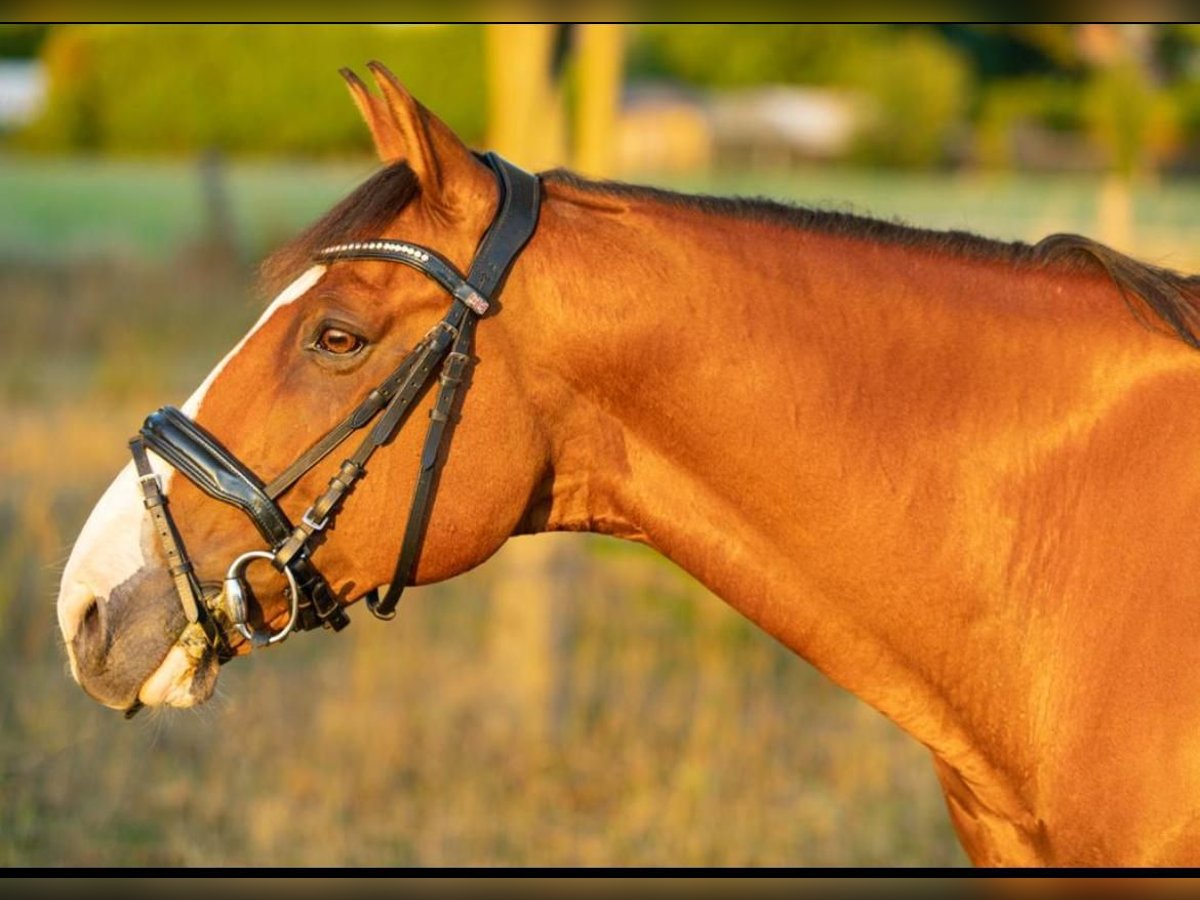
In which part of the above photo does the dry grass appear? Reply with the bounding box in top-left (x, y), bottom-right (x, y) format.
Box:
top-left (0, 254), bottom-right (966, 867)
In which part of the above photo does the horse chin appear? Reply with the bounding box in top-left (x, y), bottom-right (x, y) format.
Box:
top-left (136, 622), bottom-right (220, 709)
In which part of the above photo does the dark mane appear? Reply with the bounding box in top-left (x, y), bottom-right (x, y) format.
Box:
top-left (544, 168), bottom-right (1200, 350)
top-left (260, 161), bottom-right (419, 296)
top-left (263, 161), bottom-right (1200, 350)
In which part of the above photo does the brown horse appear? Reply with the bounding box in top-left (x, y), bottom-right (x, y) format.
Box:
top-left (57, 62), bottom-right (1200, 866)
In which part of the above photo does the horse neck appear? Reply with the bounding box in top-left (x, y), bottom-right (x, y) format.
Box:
top-left (499, 176), bottom-right (1200, 824)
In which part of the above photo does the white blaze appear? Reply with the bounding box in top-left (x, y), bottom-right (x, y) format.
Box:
top-left (178, 265), bottom-right (326, 417)
top-left (57, 266), bottom-right (326, 645)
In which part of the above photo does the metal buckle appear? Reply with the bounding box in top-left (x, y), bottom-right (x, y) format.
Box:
top-left (440, 351), bottom-right (470, 387)
top-left (426, 320), bottom-right (459, 342)
top-left (302, 508), bottom-right (329, 533)
top-left (138, 471), bottom-right (163, 492)
top-left (366, 586), bottom-right (397, 621)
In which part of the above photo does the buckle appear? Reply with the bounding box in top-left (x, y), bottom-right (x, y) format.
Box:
top-left (138, 471), bottom-right (163, 489)
top-left (426, 320), bottom-right (459, 342)
top-left (302, 508), bottom-right (329, 533)
top-left (440, 351), bottom-right (470, 387)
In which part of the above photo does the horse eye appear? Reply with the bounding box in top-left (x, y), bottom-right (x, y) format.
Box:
top-left (316, 327), bottom-right (365, 356)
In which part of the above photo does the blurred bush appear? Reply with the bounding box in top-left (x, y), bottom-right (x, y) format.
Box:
top-left (629, 24), bottom-right (968, 168)
top-left (628, 23), bottom-right (882, 88)
top-left (20, 25), bottom-right (485, 157)
top-left (974, 76), bottom-right (1086, 168)
top-left (16, 24), bottom-right (1200, 175)
top-left (1171, 76), bottom-right (1200, 168)
top-left (627, 24), bottom-right (1200, 174)
top-left (843, 28), bottom-right (969, 168)
top-left (0, 24), bottom-right (49, 57)
top-left (1083, 60), bottom-right (1179, 177)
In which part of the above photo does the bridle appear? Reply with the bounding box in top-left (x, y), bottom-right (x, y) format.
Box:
top-left (125, 152), bottom-right (539, 715)
top-left (129, 151), bottom-right (538, 682)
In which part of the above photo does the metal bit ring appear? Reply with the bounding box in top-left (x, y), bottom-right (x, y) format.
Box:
top-left (222, 550), bottom-right (300, 647)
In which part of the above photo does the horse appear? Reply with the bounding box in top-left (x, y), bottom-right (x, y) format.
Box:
top-left (56, 61), bottom-right (1200, 867)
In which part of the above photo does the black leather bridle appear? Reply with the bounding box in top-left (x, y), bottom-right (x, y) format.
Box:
top-left (125, 153), bottom-right (539, 714)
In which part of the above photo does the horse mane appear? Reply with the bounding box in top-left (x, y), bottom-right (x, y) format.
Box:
top-left (260, 161), bottom-right (419, 296)
top-left (263, 161), bottom-right (1200, 350)
top-left (543, 168), bottom-right (1200, 350)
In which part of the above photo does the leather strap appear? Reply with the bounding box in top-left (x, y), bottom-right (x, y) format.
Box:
top-left (349, 313), bottom-right (464, 466)
top-left (131, 437), bottom-right (203, 624)
top-left (313, 242), bottom-right (488, 316)
top-left (130, 437), bottom-right (233, 656)
top-left (367, 312), bottom-right (478, 618)
top-left (366, 153), bottom-right (540, 618)
top-left (271, 311), bottom-right (463, 570)
top-left (468, 152), bottom-right (541, 295)
top-left (289, 557), bottom-right (350, 631)
top-left (263, 349), bottom-right (423, 500)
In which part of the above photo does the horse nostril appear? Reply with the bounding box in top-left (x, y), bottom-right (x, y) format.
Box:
top-left (81, 596), bottom-right (101, 635)
top-left (58, 581), bottom-right (101, 645)
top-left (72, 595), bottom-right (108, 670)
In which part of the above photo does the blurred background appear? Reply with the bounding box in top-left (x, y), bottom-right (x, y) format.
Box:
top-left (5, 23), bottom-right (1200, 867)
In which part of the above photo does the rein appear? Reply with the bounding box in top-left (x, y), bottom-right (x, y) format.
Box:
top-left (125, 152), bottom-right (539, 716)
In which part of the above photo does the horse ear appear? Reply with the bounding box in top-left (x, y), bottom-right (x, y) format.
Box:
top-left (340, 66), bottom-right (406, 162)
top-left (348, 59), bottom-right (487, 212)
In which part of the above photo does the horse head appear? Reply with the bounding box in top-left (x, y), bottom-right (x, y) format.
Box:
top-left (57, 62), bottom-right (553, 713)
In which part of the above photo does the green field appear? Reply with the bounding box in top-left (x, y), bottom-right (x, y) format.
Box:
top-left (6, 154), bottom-right (1200, 866)
top-left (0, 156), bottom-right (376, 263)
top-left (6, 154), bottom-right (1200, 268)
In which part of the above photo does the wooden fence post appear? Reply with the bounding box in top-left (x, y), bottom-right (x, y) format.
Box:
top-left (485, 536), bottom-right (574, 746)
top-left (573, 24), bottom-right (624, 178)
top-left (484, 24), bottom-right (567, 171)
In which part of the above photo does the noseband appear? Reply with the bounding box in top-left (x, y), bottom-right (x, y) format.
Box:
top-left (126, 153), bottom-right (539, 712)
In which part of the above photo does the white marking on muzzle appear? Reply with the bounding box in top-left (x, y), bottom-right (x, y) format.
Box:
top-left (138, 622), bottom-right (214, 708)
top-left (58, 266), bottom-right (326, 652)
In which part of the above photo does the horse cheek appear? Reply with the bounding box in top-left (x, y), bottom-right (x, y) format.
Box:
top-left (417, 412), bottom-right (546, 583)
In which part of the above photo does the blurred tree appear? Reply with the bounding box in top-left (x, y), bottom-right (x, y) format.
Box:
top-left (973, 76), bottom-right (1086, 169)
top-left (486, 537), bottom-right (572, 746)
top-left (1084, 57), bottom-right (1177, 178)
top-left (1077, 26), bottom-right (1180, 252)
top-left (0, 24), bottom-right (49, 58)
top-left (623, 24), bottom-right (1200, 174)
top-left (22, 25), bottom-right (486, 157)
top-left (481, 25), bottom-right (626, 739)
top-left (482, 24), bottom-right (572, 744)
top-left (628, 24), bottom-right (968, 168)
top-left (846, 28), bottom-right (970, 168)
top-left (936, 24), bottom-right (1082, 83)
top-left (1157, 24), bottom-right (1200, 81)
top-left (628, 24), bottom-right (885, 88)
